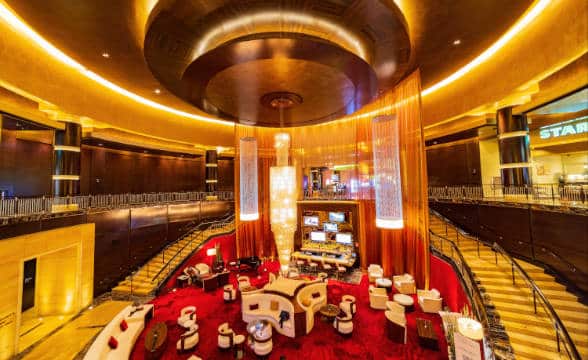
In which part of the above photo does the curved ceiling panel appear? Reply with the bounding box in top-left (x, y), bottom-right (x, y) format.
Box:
top-left (144, 0), bottom-right (410, 126)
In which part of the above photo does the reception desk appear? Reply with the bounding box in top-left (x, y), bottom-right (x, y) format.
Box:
top-left (292, 250), bottom-right (356, 267)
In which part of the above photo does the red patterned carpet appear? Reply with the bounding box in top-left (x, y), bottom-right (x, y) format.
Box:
top-left (130, 235), bottom-right (458, 359)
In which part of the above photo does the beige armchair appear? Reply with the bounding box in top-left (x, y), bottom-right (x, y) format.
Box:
top-left (417, 289), bottom-right (442, 313)
top-left (177, 306), bottom-right (197, 329)
top-left (368, 264), bottom-right (384, 282)
top-left (237, 276), bottom-right (251, 291)
top-left (368, 285), bottom-right (388, 310)
top-left (176, 324), bottom-right (199, 351)
top-left (393, 273), bottom-right (416, 294)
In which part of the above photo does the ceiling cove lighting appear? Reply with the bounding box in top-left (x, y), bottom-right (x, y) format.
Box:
top-left (239, 137), bottom-right (259, 221)
top-left (372, 115), bottom-right (403, 229)
top-left (0, 2), bottom-right (232, 127)
top-left (270, 133), bottom-right (297, 274)
top-left (422, 0), bottom-right (551, 97)
top-left (0, 0), bottom-right (549, 121)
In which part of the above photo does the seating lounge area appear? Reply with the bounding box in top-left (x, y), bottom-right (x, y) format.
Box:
top-left (0, 1), bottom-right (586, 360)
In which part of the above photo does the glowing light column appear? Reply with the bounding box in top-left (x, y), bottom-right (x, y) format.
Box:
top-left (270, 133), bottom-right (297, 274)
top-left (372, 115), bottom-right (403, 229)
top-left (239, 137), bottom-right (259, 221)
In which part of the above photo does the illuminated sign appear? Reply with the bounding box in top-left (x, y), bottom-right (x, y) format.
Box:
top-left (539, 119), bottom-right (588, 139)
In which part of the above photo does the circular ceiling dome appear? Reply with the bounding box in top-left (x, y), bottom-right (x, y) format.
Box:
top-left (144, 0), bottom-right (411, 127)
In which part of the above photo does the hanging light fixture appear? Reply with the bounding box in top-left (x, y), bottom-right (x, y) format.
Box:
top-left (270, 132), bottom-right (297, 274)
top-left (239, 137), bottom-right (259, 221)
top-left (372, 115), bottom-right (403, 229)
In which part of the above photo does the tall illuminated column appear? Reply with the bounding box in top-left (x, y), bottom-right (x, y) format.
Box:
top-left (270, 133), bottom-right (297, 274)
top-left (52, 122), bottom-right (82, 196)
top-left (239, 137), bottom-right (259, 221)
top-left (205, 150), bottom-right (218, 192)
top-left (372, 115), bottom-right (403, 229)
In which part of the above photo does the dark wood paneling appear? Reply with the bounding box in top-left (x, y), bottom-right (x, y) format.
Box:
top-left (431, 201), bottom-right (588, 295)
top-left (201, 201), bottom-right (232, 219)
top-left (426, 141), bottom-right (481, 186)
top-left (0, 130), bottom-right (52, 197)
top-left (81, 147), bottom-right (205, 194)
top-left (40, 214), bottom-right (87, 231)
top-left (217, 159), bottom-right (234, 191)
top-left (89, 209), bottom-right (131, 295)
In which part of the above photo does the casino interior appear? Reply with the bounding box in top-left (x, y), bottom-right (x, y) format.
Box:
top-left (0, 1), bottom-right (586, 360)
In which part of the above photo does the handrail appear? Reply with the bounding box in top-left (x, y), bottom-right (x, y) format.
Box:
top-left (428, 184), bottom-right (587, 208)
top-left (0, 191), bottom-right (234, 218)
top-left (431, 209), bottom-right (588, 288)
top-left (428, 230), bottom-right (497, 360)
top-left (150, 213), bottom-right (235, 287)
top-left (492, 242), bottom-right (581, 360)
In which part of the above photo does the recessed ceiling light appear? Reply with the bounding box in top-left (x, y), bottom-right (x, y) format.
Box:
top-left (101, 52), bottom-right (110, 58)
top-left (143, 150), bottom-right (148, 153)
top-left (154, 88), bottom-right (161, 94)
top-left (97, 143), bottom-right (103, 146)
top-left (453, 39), bottom-right (461, 45)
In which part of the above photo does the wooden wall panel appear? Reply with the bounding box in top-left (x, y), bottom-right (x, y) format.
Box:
top-left (431, 201), bottom-right (588, 295)
top-left (426, 141), bottom-right (481, 186)
top-left (80, 147), bottom-right (205, 194)
top-left (217, 159), bottom-right (235, 191)
top-left (0, 130), bottom-right (52, 197)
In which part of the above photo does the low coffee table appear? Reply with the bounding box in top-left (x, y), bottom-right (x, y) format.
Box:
top-left (393, 293), bottom-right (414, 312)
top-left (319, 304), bottom-right (340, 323)
top-left (145, 322), bottom-right (168, 360)
top-left (416, 318), bottom-right (439, 350)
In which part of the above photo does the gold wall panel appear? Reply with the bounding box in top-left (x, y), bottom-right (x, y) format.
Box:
top-left (0, 223), bottom-right (94, 359)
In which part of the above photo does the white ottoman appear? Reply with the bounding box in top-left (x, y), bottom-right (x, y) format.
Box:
top-left (393, 293), bottom-right (414, 312)
top-left (376, 277), bottom-right (393, 292)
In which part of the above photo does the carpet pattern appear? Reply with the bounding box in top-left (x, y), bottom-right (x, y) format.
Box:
top-left (131, 261), bottom-right (448, 359)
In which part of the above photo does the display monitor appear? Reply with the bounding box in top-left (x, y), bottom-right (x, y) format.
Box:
top-left (323, 222), bottom-right (338, 232)
top-left (329, 212), bottom-right (345, 222)
top-left (336, 233), bottom-right (353, 245)
top-left (303, 216), bottom-right (319, 226)
top-left (310, 231), bottom-right (326, 242)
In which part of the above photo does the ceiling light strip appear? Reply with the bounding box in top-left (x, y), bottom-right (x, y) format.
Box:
top-left (0, 2), bottom-right (233, 127)
top-left (421, 0), bottom-right (551, 97)
top-left (497, 131), bottom-right (529, 140)
top-left (0, 0), bottom-right (550, 124)
top-left (53, 145), bottom-right (81, 152)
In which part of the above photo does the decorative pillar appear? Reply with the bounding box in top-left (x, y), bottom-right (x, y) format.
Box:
top-left (239, 137), bottom-right (259, 221)
top-left (372, 115), bottom-right (403, 229)
top-left (270, 133), bottom-right (297, 274)
top-left (496, 107), bottom-right (532, 186)
top-left (205, 149), bottom-right (218, 192)
top-left (52, 122), bottom-right (81, 196)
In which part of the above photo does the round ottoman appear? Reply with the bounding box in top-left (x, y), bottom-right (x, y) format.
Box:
top-left (393, 293), bottom-right (414, 312)
top-left (375, 277), bottom-right (393, 292)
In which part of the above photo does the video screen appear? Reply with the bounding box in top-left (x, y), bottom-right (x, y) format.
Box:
top-left (310, 231), bottom-right (326, 242)
top-left (329, 212), bottom-right (345, 223)
top-left (336, 233), bottom-right (353, 245)
top-left (323, 222), bottom-right (338, 232)
top-left (303, 216), bottom-right (319, 226)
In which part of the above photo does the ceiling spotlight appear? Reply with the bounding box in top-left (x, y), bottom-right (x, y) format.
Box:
top-left (101, 52), bottom-right (110, 58)
top-left (98, 143), bottom-right (103, 146)
top-left (453, 39), bottom-right (461, 45)
top-left (154, 88), bottom-right (161, 94)
top-left (143, 150), bottom-right (148, 153)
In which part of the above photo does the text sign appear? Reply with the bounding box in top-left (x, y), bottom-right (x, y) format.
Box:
top-left (539, 120), bottom-right (587, 140)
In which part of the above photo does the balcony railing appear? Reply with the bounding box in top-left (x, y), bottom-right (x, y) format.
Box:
top-left (429, 184), bottom-right (587, 207)
top-left (0, 191), bottom-right (234, 218)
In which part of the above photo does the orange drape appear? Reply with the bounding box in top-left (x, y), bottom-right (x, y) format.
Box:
top-left (234, 70), bottom-right (429, 288)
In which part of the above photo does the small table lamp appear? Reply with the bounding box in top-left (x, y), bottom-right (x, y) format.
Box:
top-left (207, 247), bottom-right (217, 271)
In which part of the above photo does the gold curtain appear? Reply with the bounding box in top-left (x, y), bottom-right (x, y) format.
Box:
top-left (233, 71), bottom-right (429, 287)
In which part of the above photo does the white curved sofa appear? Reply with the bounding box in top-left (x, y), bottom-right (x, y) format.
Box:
top-left (84, 304), bottom-right (154, 360)
top-left (241, 293), bottom-right (295, 338)
top-left (295, 282), bottom-right (327, 334)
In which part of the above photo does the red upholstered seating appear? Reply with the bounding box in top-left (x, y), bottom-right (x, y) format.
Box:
top-left (119, 319), bottom-right (128, 331)
top-left (108, 336), bottom-right (118, 349)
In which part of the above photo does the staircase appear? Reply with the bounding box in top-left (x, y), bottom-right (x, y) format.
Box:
top-left (430, 215), bottom-right (587, 360)
top-left (112, 216), bottom-right (235, 297)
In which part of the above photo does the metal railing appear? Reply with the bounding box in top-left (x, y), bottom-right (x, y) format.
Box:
top-left (429, 184), bottom-right (587, 206)
top-left (0, 191), bottom-right (234, 218)
top-left (149, 213), bottom-right (235, 290)
top-left (492, 243), bottom-right (581, 360)
top-left (431, 209), bottom-right (581, 360)
top-left (429, 230), bottom-right (498, 360)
